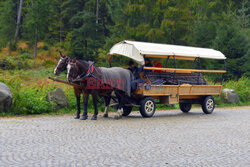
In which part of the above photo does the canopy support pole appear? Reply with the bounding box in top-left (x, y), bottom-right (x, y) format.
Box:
top-left (197, 58), bottom-right (201, 84)
top-left (165, 56), bottom-right (170, 68)
top-left (221, 59), bottom-right (226, 85)
top-left (173, 56), bottom-right (176, 84)
top-left (174, 56), bottom-right (177, 68)
top-left (192, 58), bottom-right (197, 69)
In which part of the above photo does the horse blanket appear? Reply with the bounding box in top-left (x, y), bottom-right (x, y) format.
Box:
top-left (99, 67), bottom-right (132, 96)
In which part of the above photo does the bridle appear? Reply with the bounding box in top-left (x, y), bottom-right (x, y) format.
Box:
top-left (55, 57), bottom-right (70, 76)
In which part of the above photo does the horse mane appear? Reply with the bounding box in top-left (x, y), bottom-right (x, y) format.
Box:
top-left (77, 59), bottom-right (88, 65)
top-left (72, 58), bottom-right (102, 79)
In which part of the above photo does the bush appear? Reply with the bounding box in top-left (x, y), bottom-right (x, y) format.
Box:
top-left (20, 53), bottom-right (31, 59)
top-left (0, 72), bottom-right (56, 115)
top-left (222, 77), bottom-right (249, 104)
top-left (213, 77), bottom-right (250, 106)
top-left (42, 44), bottom-right (49, 50)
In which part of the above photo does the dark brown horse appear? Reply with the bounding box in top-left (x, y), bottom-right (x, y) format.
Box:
top-left (67, 58), bottom-right (132, 120)
top-left (54, 54), bottom-right (112, 119)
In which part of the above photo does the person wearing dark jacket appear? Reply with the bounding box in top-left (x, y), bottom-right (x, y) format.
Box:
top-left (128, 61), bottom-right (144, 93)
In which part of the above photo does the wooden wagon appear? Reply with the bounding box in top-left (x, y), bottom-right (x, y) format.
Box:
top-left (108, 40), bottom-right (226, 117)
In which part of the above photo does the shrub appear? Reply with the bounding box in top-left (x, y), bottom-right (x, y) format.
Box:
top-left (42, 44), bottom-right (49, 51)
top-left (222, 77), bottom-right (249, 103)
top-left (20, 53), bottom-right (31, 59)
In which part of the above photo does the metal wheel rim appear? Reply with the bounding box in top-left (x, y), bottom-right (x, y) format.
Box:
top-left (145, 101), bottom-right (154, 114)
top-left (206, 99), bottom-right (214, 111)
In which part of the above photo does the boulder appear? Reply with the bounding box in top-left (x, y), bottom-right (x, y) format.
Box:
top-left (47, 88), bottom-right (69, 108)
top-left (0, 82), bottom-right (13, 112)
top-left (221, 89), bottom-right (240, 104)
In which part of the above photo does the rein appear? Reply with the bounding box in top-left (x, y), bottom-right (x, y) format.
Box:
top-left (73, 61), bottom-right (96, 82)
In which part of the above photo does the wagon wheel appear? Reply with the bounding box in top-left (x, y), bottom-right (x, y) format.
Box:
top-left (202, 96), bottom-right (215, 114)
top-left (179, 103), bottom-right (192, 113)
top-left (139, 97), bottom-right (156, 118)
top-left (122, 106), bottom-right (133, 116)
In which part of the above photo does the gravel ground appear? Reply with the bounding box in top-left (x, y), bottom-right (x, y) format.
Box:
top-left (0, 106), bottom-right (249, 167)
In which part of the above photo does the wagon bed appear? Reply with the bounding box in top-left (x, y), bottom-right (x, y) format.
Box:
top-left (135, 84), bottom-right (222, 104)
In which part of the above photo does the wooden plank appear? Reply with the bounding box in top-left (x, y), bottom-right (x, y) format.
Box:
top-left (136, 85), bottom-right (222, 96)
top-left (144, 67), bottom-right (226, 73)
top-left (179, 95), bottom-right (202, 99)
top-left (169, 96), bottom-right (179, 104)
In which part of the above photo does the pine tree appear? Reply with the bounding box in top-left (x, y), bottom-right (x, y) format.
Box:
top-left (23, 0), bottom-right (50, 58)
top-left (0, 0), bottom-right (16, 50)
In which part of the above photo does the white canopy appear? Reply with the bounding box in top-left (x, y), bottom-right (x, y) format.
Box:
top-left (108, 40), bottom-right (226, 65)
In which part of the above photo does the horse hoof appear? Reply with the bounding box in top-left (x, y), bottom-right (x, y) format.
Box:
top-left (91, 115), bottom-right (97, 120)
top-left (80, 115), bottom-right (88, 120)
top-left (103, 114), bottom-right (108, 118)
top-left (74, 115), bottom-right (80, 119)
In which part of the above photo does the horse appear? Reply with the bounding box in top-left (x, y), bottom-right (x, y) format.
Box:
top-left (54, 51), bottom-right (70, 76)
top-left (67, 58), bottom-right (132, 120)
top-left (54, 53), bottom-right (112, 119)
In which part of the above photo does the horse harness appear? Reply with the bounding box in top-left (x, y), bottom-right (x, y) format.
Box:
top-left (73, 61), bottom-right (97, 82)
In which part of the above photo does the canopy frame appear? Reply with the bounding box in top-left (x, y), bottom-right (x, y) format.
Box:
top-left (108, 40), bottom-right (226, 65)
top-left (108, 40), bottom-right (227, 74)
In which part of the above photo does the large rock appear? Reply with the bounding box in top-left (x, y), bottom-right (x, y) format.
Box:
top-left (47, 88), bottom-right (69, 108)
top-left (0, 82), bottom-right (13, 112)
top-left (221, 89), bottom-right (240, 104)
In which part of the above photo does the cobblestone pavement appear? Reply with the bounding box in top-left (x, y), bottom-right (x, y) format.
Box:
top-left (0, 106), bottom-right (249, 167)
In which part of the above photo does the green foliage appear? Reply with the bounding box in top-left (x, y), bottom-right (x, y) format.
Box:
top-left (23, 0), bottom-right (50, 43)
top-left (212, 20), bottom-right (249, 79)
top-left (214, 77), bottom-right (250, 106)
top-left (0, 0), bottom-right (16, 48)
top-left (70, 11), bottom-right (104, 59)
top-left (1, 0), bottom-right (249, 78)
top-left (222, 77), bottom-right (249, 103)
top-left (20, 53), bottom-right (31, 59)
top-left (0, 75), bottom-right (51, 115)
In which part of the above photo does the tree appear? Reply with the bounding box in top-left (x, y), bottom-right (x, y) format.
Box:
top-left (23, 0), bottom-right (50, 58)
top-left (70, 11), bottom-right (104, 59)
top-left (13, 0), bottom-right (23, 48)
top-left (0, 0), bottom-right (16, 50)
top-left (213, 20), bottom-right (249, 79)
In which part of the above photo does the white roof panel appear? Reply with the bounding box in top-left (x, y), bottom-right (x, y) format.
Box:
top-left (109, 40), bottom-right (226, 65)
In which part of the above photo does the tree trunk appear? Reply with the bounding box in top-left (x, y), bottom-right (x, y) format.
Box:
top-left (13, 0), bottom-right (23, 48)
top-left (34, 29), bottom-right (38, 58)
top-left (96, 0), bottom-right (99, 24)
top-left (8, 41), bottom-right (12, 55)
top-left (59, 0), bottom-right (62, 43)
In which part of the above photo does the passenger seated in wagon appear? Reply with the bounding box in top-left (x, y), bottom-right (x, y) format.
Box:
top-left (130, 59), bottom-right (164, 93)
top-left (152, 59), bottom-right (163, 73)
top-left (127, 61), bottom-right (143, 92)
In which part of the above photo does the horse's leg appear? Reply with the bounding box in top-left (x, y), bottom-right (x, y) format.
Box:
top-left (91, 93), bottom-right (98, 120)
top-left (114, 91), bottom-right (123, 120)
top-left (74, 87), bottom-right (81, 119)
top-left (80, 93), bottom-right (89, 120)
top-left (103, 95), bottom-right (111, 118)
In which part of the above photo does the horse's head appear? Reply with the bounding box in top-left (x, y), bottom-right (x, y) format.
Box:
top-left (67, 58), bottom-right (79, 83)
top-left (54, 52), bottom-right (70, 75)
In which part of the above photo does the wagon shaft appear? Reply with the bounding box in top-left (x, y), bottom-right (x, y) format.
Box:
top-left (48, 77), bottom-right (80, 87)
